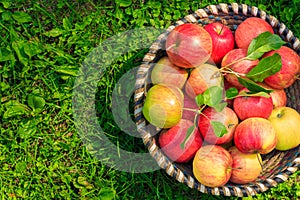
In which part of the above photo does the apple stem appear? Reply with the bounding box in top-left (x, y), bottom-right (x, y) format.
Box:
top-left (166, 43), bottom-right (176, 51)
top-left (218, 23), bottom-right (225, 35)
top-left (229, 167), bottom-right (243, 170)
top-left (220, 57), bottom-right (248, 70)
top-left (295, 74), bottom-right (300, 80)
top-left (183, 107), bottom-right (198, 113)
top-left (219, 67), bottom-right (246, 77)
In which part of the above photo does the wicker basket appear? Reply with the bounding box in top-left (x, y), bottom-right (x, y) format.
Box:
top-left (134, 3), bottom-right (300, 197)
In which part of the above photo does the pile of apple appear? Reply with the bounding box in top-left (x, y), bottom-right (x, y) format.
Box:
top-left (142, 17), bottom-right (300, 187)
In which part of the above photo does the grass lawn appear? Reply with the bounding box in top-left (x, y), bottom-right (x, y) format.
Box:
top-left (0, 0), bottom-right (299, 199)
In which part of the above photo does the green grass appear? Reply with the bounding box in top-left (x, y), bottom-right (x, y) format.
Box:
top-left (0, 0), bottom-right (299, 199)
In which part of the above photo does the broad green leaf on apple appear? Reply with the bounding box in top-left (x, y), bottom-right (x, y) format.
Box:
top-left (246, 53), bottom-right (282, 82)
top-left (247, 31), bottom-right (286, 60)
top-left (210, 121), bottom-right (228, 138)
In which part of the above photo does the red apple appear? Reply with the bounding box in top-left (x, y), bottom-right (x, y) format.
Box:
top-left (264, 46), bottom-right (300, 89)
top-left (142, 84), bottom-right (183, 128)
top-left (159, 119), bottom-right (203, 163)
top-left (193, 145), bottom-right (232, 187)
top-left (221, 48), bottom-right (259, 89)
top-left (166, 23), bottom-right (212, 68)
top-left (234, 117), bottom-right (277, 154)
top-left (198, 107), bottom-right (239, 145)
top-left (259, 83), bottom-right (287, 108)
top-left (235, 17), bottom-right (274, 49)
top-left (204, 22), bottom-right (235, 65)
top-left (228, 146), bottom-right (262, 184)
top-left (182, 95), bottom-right (199, 121)
top-left (233, 88), bottom-right (273, 120)
top-left (268, 107), bottom-right (300, 151)
top-left (151, 56), bottom-right (188, 89)
top-left (185, 63), bottom-right (223, 99)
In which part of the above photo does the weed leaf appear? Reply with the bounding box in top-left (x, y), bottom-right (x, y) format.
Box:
top-left (12, 11), bottom-right (32, 23)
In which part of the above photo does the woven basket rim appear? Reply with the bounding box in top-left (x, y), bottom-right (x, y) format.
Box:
top-left (134, 2), bottom-right (300, 197)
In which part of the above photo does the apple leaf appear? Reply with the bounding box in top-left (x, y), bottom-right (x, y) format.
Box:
top-left (213, 102), bottom-right (227, 113)
top-left (247, 32), bottom-right (286, 60)
top-left (226, 87), bottom-right (239, 99)
top-left (180, 125), bottom-right (195, 149)
top-left (210, 121), bottom-right (227, 138)
top-left (246, 53), bottom-right (282, 82)
top-left (203, 86), bottom-right (224, 108)
top-left (238, 77), bottom-right (273, 93)
top-left (195, 94), bottom-right (204, 107)
top-left (238, 91), bottom-right (270, 98)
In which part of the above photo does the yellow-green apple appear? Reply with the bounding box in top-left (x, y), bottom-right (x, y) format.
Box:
top-left (158, 119), bottom-right (203, 163)
top-left (193, 145), bottom-right (232, 187)
top-left (185, 63), bottom-right (223, 99)
top-left (198, 107), bottom-right (239, 145)
top-left (204, 22), bottom-right (235, 65)
top-left (234, 117), bottom-right (277, 154)
top-left (142, 84), bottom-right (183, 128)
top-left (235, 17), bottom-right (274, 49)
top-left (259, 83), bottom-right (287, 108)
top-left (182, 95), bottom-right (199, 121)
top-left (264, 46), bottom-right (300, 89)
top-left (151, 56), bottom-right (188, 89)
top-left (221, 48), bottom-right (259, 89)
top-left (233, 88), bottom-right (273, 120)
top-left (228, 146), bottom-right (262, 184)
top-left (268, 107), bottom-right (300, 151)
top-left (166, 23), bottom-right (212, 68)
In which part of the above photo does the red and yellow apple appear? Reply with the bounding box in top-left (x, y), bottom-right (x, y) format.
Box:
top-left (166, 23), bottom-right (212, 68)
top-left (233, 88), bottom-right (273, 120)
top-left (264, 46), bottom-right (300, 89)
top-left (221, 48), bottom-right (259, 89)
top-left (234, 117), bottom-right (277, 154)
top-left (142, 84), bottom-right (183, 128)
top-left (159, 119), bottom-right (203, 163)
top-left (259, 83), bottom-right (287, 108)
top-left (185, 63), bottom-right (223, 99)
top-left (228, 146), bottom-right (262, 184)
top-left (182, 95), bottom-right (199, 121)
top-left (151, 56), bottom-right (188, 89)
top-left (193, 145), bottom-right (232, 187)
top-left (198, 106), bottom-right (239, 145)
top-left (268, 107), bottom-right (300, 151)
top-left (235, 17), bottom-right (274, 49)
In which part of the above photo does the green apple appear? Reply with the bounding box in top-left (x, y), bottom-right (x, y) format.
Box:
top-left (142, 84), bottom-right (183, 128)
top-left (268, 107), bottom-right (300, 151)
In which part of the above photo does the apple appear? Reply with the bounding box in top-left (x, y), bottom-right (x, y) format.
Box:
top-left (158, 119), bottom-right (203, 163)
top-left (268, 107), bottom-right (300, 151)
top-left (193, 145), bottom-right (232, 187)
top-left (204, 22), bottom-right (235, 65)
top-left (221, 48), bottom-right (259, 89)
top-left (185, 63), bottom-right (223, 99)
top-left (166, 23), bottom-right (212, 68)
top-left (234, 117), bottom-right (277, 154)
top-left (233, 88), bottom-right (273, 120)
top-left (198, 106), bottom-right (239, 145)
top-left (235, 17), bottom-right (274, 49)
top-left (228, 146), bottom-right (262, 184)
top-left (259, 83), bottom-right (287, 108)
top-left (142, 84), bottom-right (183, 128)
top-left (263, 46), bottom-right (300, 89)
top-left (151, 56), bottom-right (188, 89)
top-left (182, 95), bottom-right (199, 121)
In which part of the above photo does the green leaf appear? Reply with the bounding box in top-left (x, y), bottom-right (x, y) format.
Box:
top-left (12, 40), bottom-right (29, 66)
top-left (213, 102), bottom-right (227, 112)
top-left (0, 1), bottom-right (11, 8)
top-left (55, 66), bottom-right (78, 76)
top-left (63, 17), bottom-right (72, 30)
top-left (12, 11), bottom-right (32, 23)
top-left (195, 94), bottom-right (204, 107)
top-left (238, 77), bottom-right (273, 93)
top-left (203, 86), bottom-right (223, 108)
top-left (226, 87), bottom-right (239, 99)
top-left (180, 125), bottom-right (195, 149)
top-left (247, 32), bottom-right (286, 60)
top-left (27, 94), bottom-right (45, 112)
top-left (24, 42), bottom-right (43, 58)
top-left (238, 91), bottom-right (270, 98)
top-left (246, 53), bottom-right (282, 82)
top-left (3, 100), bottom-right (31, 119)
top-left (17, 120), bottom-right (37, 139)
top-left (210, 121), bottom-right (227, 138)
top-left (44, 28), bottom-right (64, 37)
top-left (115, 0), bottom-right (132, 7)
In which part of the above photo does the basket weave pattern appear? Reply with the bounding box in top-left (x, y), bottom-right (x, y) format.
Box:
top-left (134, 3), bottom-right (300, 197)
